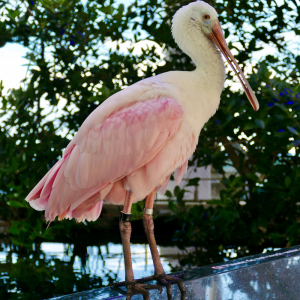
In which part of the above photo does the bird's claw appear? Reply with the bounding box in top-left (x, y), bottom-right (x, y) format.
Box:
top-left (110, 280), bottom-right (162, 300)
top-left (134, 273), bottom-right (186, 300)
top-left (157, 274), bottom-right (186, 300)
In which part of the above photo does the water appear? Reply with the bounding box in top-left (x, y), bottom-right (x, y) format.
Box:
top-left (49, 246), bottom-right (300, 300)
top-left (38, 242), bottom-right (174, 286)
top-left (0, 240), bottom-right (189, 299)
top-left (0, 239), bottom-right (277, 300)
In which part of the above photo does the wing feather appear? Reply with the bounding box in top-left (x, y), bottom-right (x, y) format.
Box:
top-left (73, 97), bottom-right (184, 193)
top-left (26, 97), bottom-right (184, 221)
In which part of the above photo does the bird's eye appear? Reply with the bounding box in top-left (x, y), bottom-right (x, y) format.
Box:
top-left (203, 14), bottom-right (210, 20)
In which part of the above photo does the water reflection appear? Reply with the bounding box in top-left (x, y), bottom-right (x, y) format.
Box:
top-left (0, 240), bottom-right (181, 299)
top-left (0, 239), bottom-right (278, 299)
top-left (40, 246), bottom-right (300, 300)
top-left (39, 242), bottom-right (173, 286)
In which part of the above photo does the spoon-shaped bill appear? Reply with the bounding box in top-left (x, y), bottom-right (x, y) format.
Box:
top-left (208, 21), bottom-right (259, 111)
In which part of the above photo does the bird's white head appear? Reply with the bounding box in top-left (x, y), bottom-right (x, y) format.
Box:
top-left (172, 1), bottom-right (259, 111)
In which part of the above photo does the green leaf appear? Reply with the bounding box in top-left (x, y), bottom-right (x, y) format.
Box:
top-left (101, 86), bottom-right (111, 97)
top-left (10, 236), bottom-right (23, 246)
top-left (246, 172), bottom-right (258, 182)
top-left (269, 233), bottom-right (286, 245)
top-left (8, 9), bottom-right (20, 19)
top-left (244, 122), bottom-right (257, 130)
top-left (208, 199), bottom-right (226, 208)
top-left (18, 15), bottom-right (26, 23)
top-left (176, 190), bottom-right (185, 207)
top-left (257, 188), bottom-right (267, 194)
top-left (118, 3), bottom-right (124, 15)
top-left (101, 5), bottom-right (115, 15)
top-left (174, 186), bottom-right (180, 197)
top-left (224, 28), bottom-right (229, 39)
top-left (258, 216), bottom-right (267, 228)
top-left (255, 119), bottom-right (265, 128)
top-left (186, 177), bottom-right (200, 186)
top-left (284, 176), bottom-right (291, 187)
top-left (164, 190), bottom-right (172, 198)
top-left (219, 209), bottom-right (234, 221)
top-left (9, 226), bottom-right (19, 235)
top-left (275, 201), bottom-right (285, 215)
top-left (275, 103), bottom-right (288, 112)
top-left (168, 200), bottom-right (178, 213)
top-left (7, 201), bottom-right (27, 208)
top-left (250, 220), bottom-right (258, 233)
top-left (287, 126), bottom-right (299, 135)
top-left (87, 95), bottom-right (101, 102)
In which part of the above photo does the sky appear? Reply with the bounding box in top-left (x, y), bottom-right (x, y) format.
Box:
top-left (0, 43), bottom-right (28, 94)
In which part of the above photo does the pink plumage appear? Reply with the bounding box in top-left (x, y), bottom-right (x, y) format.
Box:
top-left (25, 3), bottom-right (261, 299)
top-left (25, 0), bottom-right (259, 226)
top-left (26, 96), bottom-right (195, 222)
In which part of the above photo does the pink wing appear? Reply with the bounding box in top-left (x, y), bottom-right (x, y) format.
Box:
top-left (26, 97), bottom-right (184, 222)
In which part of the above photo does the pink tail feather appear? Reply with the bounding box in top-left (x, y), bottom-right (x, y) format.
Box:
top-left (26, 157), bottom-right (106, 222)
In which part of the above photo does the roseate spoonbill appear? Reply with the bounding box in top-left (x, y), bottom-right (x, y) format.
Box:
top-left (26, 1), bottom-right (259, 299)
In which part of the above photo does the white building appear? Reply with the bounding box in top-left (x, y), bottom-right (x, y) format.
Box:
top-left (157, 165), bottom-right (213, 202)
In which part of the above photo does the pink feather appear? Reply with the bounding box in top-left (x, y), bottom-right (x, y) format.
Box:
top-left (26, 97), bottom-right (197, 222)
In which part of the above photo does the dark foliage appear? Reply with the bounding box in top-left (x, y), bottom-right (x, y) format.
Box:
top-left (1, 0), bottom-right (300, 296)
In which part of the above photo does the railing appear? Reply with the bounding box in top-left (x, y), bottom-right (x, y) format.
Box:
top-left (48, 245), bottom-right (300, 300)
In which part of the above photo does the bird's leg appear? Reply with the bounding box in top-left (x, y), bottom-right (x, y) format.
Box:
top-left (110, 191), bottom-right (162, 300)
top-left (143, 190), bottom-right (165, 276)
top-left (137, 190), bottom-right (186, 300)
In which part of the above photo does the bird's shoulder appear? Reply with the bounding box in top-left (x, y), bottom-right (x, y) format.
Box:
top-left (80, 74), bottom-right (184, 126)
top-left (64, 75), bottom-right (184, 155)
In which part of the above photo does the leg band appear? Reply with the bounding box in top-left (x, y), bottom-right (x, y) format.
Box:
top-left (120, 211), bottom-right (131, 222)
top-left (144, 208), bottom-right (153, 215)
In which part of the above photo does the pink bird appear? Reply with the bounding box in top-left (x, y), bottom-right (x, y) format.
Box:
top-left (26, 1), bottom-right (259, 299)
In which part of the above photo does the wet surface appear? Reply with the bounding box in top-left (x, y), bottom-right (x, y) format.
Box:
top-left (49, 245), bottom-right (300, 300)
top-left (0, 240), bottom-right (188, 299)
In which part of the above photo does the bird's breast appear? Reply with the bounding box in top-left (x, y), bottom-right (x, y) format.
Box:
top-left (148, 71), bottom-right (222, 134)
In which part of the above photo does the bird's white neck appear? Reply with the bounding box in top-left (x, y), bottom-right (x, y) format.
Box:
top-left (192, 44), bottom-right (225, 96)
top-left (172, 6), bottom-right (226, 96)
top-left (158, 14), bottom-right (227, 133)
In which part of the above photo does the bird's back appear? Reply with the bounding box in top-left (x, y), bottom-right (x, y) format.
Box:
top-left (26, 76), bottom-right (201, 222)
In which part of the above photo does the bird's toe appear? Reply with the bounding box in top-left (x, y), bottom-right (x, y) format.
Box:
top-left (157, 274), bottom-right (186, 300)
top-left (127, 283), bottom-right (150, 300)
top-left (111, 280), bottom-right (162, 300)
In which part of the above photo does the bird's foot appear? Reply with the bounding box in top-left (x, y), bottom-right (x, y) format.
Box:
top-left (110, 280), bottom-right (162, 300)
top-left (135, 273), bottom-right (186, 300)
